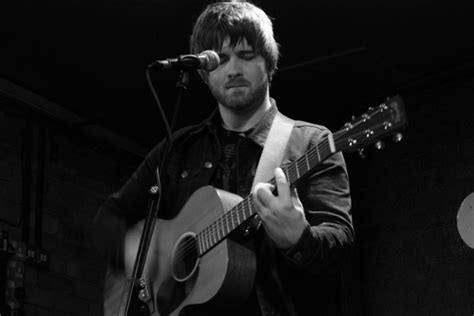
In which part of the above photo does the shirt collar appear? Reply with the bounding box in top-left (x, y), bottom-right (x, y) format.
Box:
top-left (204, 98), bottom-right (278, 148)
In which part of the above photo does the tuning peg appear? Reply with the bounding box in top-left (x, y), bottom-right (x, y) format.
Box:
top-left (393, 133), bottom-right (403, 143)
top-left (357, 148), bottom-right (366, 159)
top-left (375, 141), bottom-right (385, 150)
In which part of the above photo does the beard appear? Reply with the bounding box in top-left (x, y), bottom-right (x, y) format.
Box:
top-left (209, 77), bottom-right (269, 114)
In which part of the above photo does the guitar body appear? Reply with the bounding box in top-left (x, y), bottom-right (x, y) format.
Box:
top-left (104, 186), bottom-right (257, 316)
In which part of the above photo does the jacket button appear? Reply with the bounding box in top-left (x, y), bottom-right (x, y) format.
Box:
top-left (180, 170), bottom-right (189, 178)
top-left (204, 161), bottom-right (213, 169)
top-left (293, 252), bottom-right (302, 261)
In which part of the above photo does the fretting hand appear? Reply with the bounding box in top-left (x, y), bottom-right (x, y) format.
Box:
top-left (253, 167), bottom-right (308, 249)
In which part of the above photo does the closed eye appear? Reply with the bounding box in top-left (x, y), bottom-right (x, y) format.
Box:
top-left (239, 51), bottom-right (256, 60)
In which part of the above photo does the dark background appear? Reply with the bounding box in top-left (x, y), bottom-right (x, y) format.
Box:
top-left (1, 0), bottom-right (474, 315)
top-left (2, 0), bottom-right (474, 147)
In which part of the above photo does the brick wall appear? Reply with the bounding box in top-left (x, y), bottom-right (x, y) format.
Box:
top-left (0, 97), bottom-right (141, 315)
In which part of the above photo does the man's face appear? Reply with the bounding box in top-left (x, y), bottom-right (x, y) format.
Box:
top-left (207, 37), bottom-right (269, 113)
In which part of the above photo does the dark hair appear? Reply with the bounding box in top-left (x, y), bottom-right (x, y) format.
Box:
top-left (190, 1), bottom-right (280, 78)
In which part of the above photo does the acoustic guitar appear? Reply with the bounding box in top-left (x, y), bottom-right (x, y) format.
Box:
top-left (104, 96), bottom-right (408, 315)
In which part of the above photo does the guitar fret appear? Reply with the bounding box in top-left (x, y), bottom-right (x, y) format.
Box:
top-left (316, 143), bottom-right (321, 162)
top-left (201, 234), bottom-right (206, 253)
top-left (231, 210), bottom-right (236, 229)
top-left (245, 198), bottom-right (251, 218)
top-left (237, 205), bottom-right (242, 224)
top-left (236, 206), bottom-right (241, 224)
top-left (203, 230), bottom-right (209, 251)
top-left (207, 228), bottom-right (213, 249)
top-left (304, 153), bottom-right (310, 171)
top-left (220, 218), bottom-right (224, 240)
top-left (207, 226), bottom-right (212, 248)
top-left (198, 234), bottom-right (204, 254)
top-left (207, 229), bottom-right (212, 250)
top-left (246, 198), bottom-right (251, 217)
top-left (295, 162), bottom-right (300, 179)
top-left (227, 212), bottom-right (231, 230)
top-left (300, 156), bottom-right (308, 174)
top-left (289, 166), bottom-right (296, 184)
top-left (220, 218), bottom-right (225, 239)
top-left (236, 207), bottom-right (240, 225)
top-left (226, 213), bottom-right (231, 234)
top-left (202, 235), bottom-right (207, 253)
top-left (211, 224), bottom-right (216, 245)
top-left (216, 218), bottom-right (221, 241)
top-left (297, 158), bottom-right (305, 175)
top-left (284, 168), bottom-right (290, 182)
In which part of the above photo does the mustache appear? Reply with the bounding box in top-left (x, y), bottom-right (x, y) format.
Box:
top-left (224, 78), bottom-right (249, 88)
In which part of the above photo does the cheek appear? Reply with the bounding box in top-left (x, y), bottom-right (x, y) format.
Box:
top-left (250, 63), bottom-right (268, 83)
top-left (208, 72), bottom-right (223, 89)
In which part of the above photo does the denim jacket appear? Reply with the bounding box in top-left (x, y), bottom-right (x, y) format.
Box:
top-left (94, 100), bottom-right (354, 315)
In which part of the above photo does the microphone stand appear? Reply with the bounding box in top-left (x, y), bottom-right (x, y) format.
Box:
top-left (119, 69), bottom-right (190, 315)
top-left (171, 71), bottom-right (190, 131)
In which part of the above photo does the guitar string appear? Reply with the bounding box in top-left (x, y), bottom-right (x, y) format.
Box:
top-left (172, 195), bottom-right (256, 261)
top-left (173, 118), bottom-right (392, 261)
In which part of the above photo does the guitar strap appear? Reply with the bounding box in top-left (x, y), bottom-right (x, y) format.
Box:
top-left (251, 111), bottom-right (294, 189)
top-left (251, 111), bottom-right (299, 316)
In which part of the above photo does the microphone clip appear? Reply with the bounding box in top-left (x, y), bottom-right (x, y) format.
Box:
top-left (149, 54), bottom-right (201, 70)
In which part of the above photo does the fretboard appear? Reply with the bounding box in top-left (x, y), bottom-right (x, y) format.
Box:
top-left (196, 133), bottom-right (336, 256)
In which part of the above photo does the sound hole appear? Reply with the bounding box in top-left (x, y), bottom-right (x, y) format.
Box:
top-left (172, 232), bottom-right (199, 282)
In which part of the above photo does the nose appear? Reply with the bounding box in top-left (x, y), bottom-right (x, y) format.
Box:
top-left (226, 55), bottom-right (243, 78)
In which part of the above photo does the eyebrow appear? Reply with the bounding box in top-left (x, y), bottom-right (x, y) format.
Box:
top-left (218, 48), bottom-right (255, 55)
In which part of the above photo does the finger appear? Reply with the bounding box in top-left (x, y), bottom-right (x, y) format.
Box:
top-left (291, 188), bottom-right (304, 208)
top-left (274, 168), bottom-right (291, 201)
top-left (253, 182), bottom-right (275, 207)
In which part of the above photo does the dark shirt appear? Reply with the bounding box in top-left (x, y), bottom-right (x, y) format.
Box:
top-left (93, 100), bottom-right (354, 315)
top-left (212, 125), bottom-right (260, 197)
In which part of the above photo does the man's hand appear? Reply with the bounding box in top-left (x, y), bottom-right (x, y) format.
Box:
top-left (253, 167), bottom-right (308, 249)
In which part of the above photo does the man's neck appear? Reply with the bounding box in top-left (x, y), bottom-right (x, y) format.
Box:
top-left (219, 95), bottom-right (272, 132)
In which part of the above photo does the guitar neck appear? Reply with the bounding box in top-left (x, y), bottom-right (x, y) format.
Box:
top-left (196, 133), bottom-right (337, 256)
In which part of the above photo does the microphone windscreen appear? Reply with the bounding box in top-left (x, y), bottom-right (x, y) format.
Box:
top-left (201, 50), bottom-right (220, 71)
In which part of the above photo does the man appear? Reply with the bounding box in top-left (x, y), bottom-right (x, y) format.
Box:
top-left (93, 2), bottom-right (354, 315)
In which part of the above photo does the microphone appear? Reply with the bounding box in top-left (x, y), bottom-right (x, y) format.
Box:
top-left (149, 50), bottom-right (220, 71)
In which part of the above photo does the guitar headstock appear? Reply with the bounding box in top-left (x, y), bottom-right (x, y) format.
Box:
top-left (335, 95), bottom-right (408, 153)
